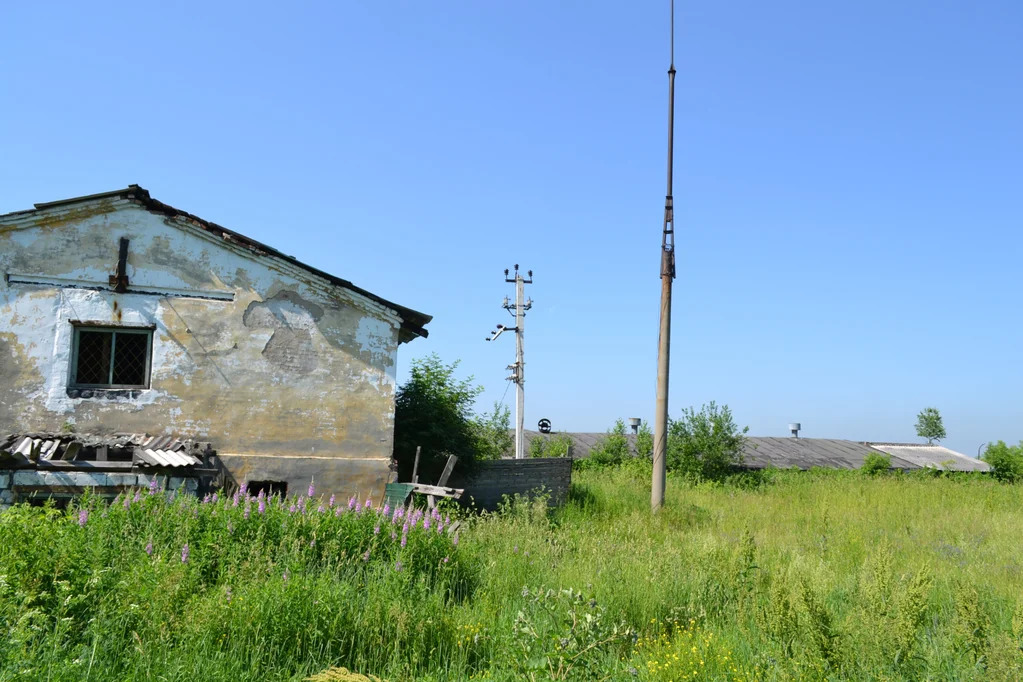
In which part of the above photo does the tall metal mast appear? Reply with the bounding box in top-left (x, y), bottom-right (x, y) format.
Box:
top-left (652, 0), bottom-right (676, 512)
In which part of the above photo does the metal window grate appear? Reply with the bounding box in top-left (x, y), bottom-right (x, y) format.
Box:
top-left (75, 331), bottom-right (113, 385)
top-left (112, 332), bottom-right (148, 385)
top-left (72, 327), bottom-right (152, 388)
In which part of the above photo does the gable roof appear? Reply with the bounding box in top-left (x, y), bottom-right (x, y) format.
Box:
top-left (1, 185), bottom-right (431, 343)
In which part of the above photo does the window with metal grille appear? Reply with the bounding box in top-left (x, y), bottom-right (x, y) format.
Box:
top-left (70, 326), bottom-right (153, 388)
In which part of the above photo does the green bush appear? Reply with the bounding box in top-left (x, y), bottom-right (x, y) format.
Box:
top-left (528, 433), bottom-right (572, 458)
top-left (666, 402), bottom-right (748, 482)
top-left (576, 419), bottom-right (630, 470)
top-left (861, 452), bottom-right (892, 476)
top-left (983, 440), bottom-right (1023, 483)
top-left (473, 401), bottom-right (514, 461)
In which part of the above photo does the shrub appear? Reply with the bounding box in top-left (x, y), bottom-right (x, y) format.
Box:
top-left (529, 433), bottom-right (572, 458)
top-left (861, 452), bottom-right (892, 476)
top-left (473, 401), bottom-right (514, 461)
top-left (666, 402), bottom-right (748, 482)
top-left (983, 440), bottom-right (1023, 483)
top-left (577, 419), bottom-right (630, 470)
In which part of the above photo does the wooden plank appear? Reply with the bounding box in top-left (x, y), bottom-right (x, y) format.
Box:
top-left (409, 483), bottom-right (463, 500)
top-left (411, 446), bottom-right (421, 484)
top-left (61, 442), bottom-right (82, 461)
top-left (436, 455), bottom-right (458, 487)
top-left (96, 445), bottom-right (108, 462)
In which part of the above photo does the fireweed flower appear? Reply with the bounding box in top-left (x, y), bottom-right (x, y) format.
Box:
top-left (453, 534), bottom-right (459, 546)
top-left (145, 540), bottom-right (153, 556)
top-left (443, 556), bottom-right (450, 563)
top-left (328, 494), bottom-right (336, 508)
top-left (288, 503), bottom-right (297, 514)
top-left (211, 492), bottom-right (219, 505)
top-left (77, 509), bottom-right (89, 527)
top-left (202, 494), bottom-right (211, 504)
top-left (382, 503), bottom-right (390, 517)
top-left (243, 506), bottom-right (250, 520)
top-left (308, 481), bottom-right (315, 498)
top-left (391, 531), bottom-right (397, 541)
top-left (364, 498), bottom-right (372, 509)
top-left (401, 533), bottom-right (408, 548)
top-left (362, 550), bottom-right (370, 562)
top-left (394, 561), bottom-right (403, 572)
top-left (122, 495), bottom-right (131, 510)
top-left (334, 507), bottom-right (343, 517)
top-left (133, 489), bottom-right (141, 503)
top-left (258, 498), bottom-right (266, 515)
top-left (348, 496), bottom-right (357, 510)
top-left (317, 505), bottom-right (325, 514)
top-left (181, 544), bottom-right (190, 563)
top-left (374, 525), bottom-right (381, 535)
top-left (282, 570), bottom-right (289, 584)
top-left (148, 478), bottom-right (159, 495)
top-left (424, 517), bottom-right (431, 530)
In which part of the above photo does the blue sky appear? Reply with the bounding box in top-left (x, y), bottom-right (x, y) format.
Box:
top-left (2, 1), bottom-right (1020, 456)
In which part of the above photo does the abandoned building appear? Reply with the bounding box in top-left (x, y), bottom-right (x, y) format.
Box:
top-left (0, 185), bottom-right (430, 509)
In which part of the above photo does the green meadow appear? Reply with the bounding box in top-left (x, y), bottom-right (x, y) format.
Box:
top-left (2, 468), bottom-right (1021, 681)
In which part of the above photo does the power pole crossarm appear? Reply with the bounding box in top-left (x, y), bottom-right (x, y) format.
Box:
top-left (486, 265), bottom-right (533, 459)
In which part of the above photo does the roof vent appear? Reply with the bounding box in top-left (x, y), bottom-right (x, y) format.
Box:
top-left (789, 423), bottom-right (801, 438)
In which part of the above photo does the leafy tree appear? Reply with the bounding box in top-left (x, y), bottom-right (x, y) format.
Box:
top-left (915, 407), bottom-right (946, 444)
top-left (983, 441), bottom-right (1023, 483)
top-left (666, 401), bottom-right (748, 482)
top-left (635, 420), bottom-right (653, 460)
top-left (392, 354), bottom-right (482, 482)
top-left (473, 401), bottom-right (514, 461)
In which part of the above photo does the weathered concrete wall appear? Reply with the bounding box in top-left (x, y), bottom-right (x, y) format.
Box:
top-left (454, 458), bottom-right (573, 511)
top-left (1, 198), bottom-right (403, 499)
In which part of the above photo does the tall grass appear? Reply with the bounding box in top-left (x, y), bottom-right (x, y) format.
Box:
top-left (2, 470), bottom-right (1022, 680)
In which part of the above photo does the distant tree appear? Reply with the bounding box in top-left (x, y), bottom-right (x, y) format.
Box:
top-left (392, 354), bottom-right (483, 482)
top-left (915, 407), bottom-right (947, 444)
top-left (636, 420), bottom-right (653, 460)
top-left (983, 441), bottom-right (1023, 483)
top-left (473, 401), bottom-right (514, 461)
top-left (666, 402), bottom-right (748, 482)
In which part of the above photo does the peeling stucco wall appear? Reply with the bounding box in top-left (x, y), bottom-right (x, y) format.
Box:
top-left (0, 199), bottom-right (404, 499)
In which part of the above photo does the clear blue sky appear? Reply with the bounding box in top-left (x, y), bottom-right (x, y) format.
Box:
top-left (3, 1), bottom-right (1021, 456)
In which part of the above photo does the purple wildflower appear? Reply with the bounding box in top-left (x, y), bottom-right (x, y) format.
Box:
top-left (211, 492), bottom-right (219, 505)
top-left (258, 498), bottom-right (266, 514)
top-left (364, 498), bottom-right (372, 509)
top-left (424, 517), bottom-right (431, 530)
top-left (394, 560), bottom-right (403, 572)
top-left (240, 483), bottom-right (248, 496)
top-left (334, 507), bottom-right (343, 517)
top-left (288, 503), bottom-right (297, 514)
top-left (77, 509), bottom-right (89, 527)
top-left (443, 556), bottom-right (450, 563)
top-left (374, 525), bottom-right (380, 535)
top-left (225, 586), bottom-right (232, 604)
top-left (122, 495), bottom-right (131, 509)
top-left (202, 493), bottom-right (211, 504)
top-left (233, 492), bottom-right (240, 507)
top-left (148, 478), bottom-right (159, 494)
top-left (283, 570), bottom-right (289, 584)
top-left (382, 503), bottom-right (390, 517)
top-left (453, 534), bottom-right (459, 546)
top-left (133, 489), bottom-right (141, 503)
top-left (362, 550), bottom-right (370, 562)
top-left (317, 504), bottom-right (325, 514)
top-left (257, 489), bottom-right (265, 500)
top-left (181, 544), bottom-right (190, 563)
top-left (391, 531), bottom-right (397, 541)
top-left (244, 506), bottom-right (250, 520)
top-left (310, 539), bottom-right (316, 548)
top-left (145, 540), bottom-right (153, 556)
top-left (308, 481), bottom-right (315, 498)
top-left (348, 496), bottom-right (357, 510)
top-left (328, 494), bottom-right (336, 508)
top-left (401, 533), bottom-right (408, 548)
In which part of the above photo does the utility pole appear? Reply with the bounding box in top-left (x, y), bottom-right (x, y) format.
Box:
top-left (485, 265), bottom-right (533, 459)
top-left (652, 0), bottom-right (677, 512)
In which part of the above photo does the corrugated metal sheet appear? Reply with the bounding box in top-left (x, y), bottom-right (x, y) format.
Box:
top-left (868, 443), bottom-right (991, 472)
top-left (0, 432), bottom-right (203, 468)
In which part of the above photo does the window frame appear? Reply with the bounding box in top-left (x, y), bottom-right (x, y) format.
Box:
top-left (68, 323), bottom-right (155, 390)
